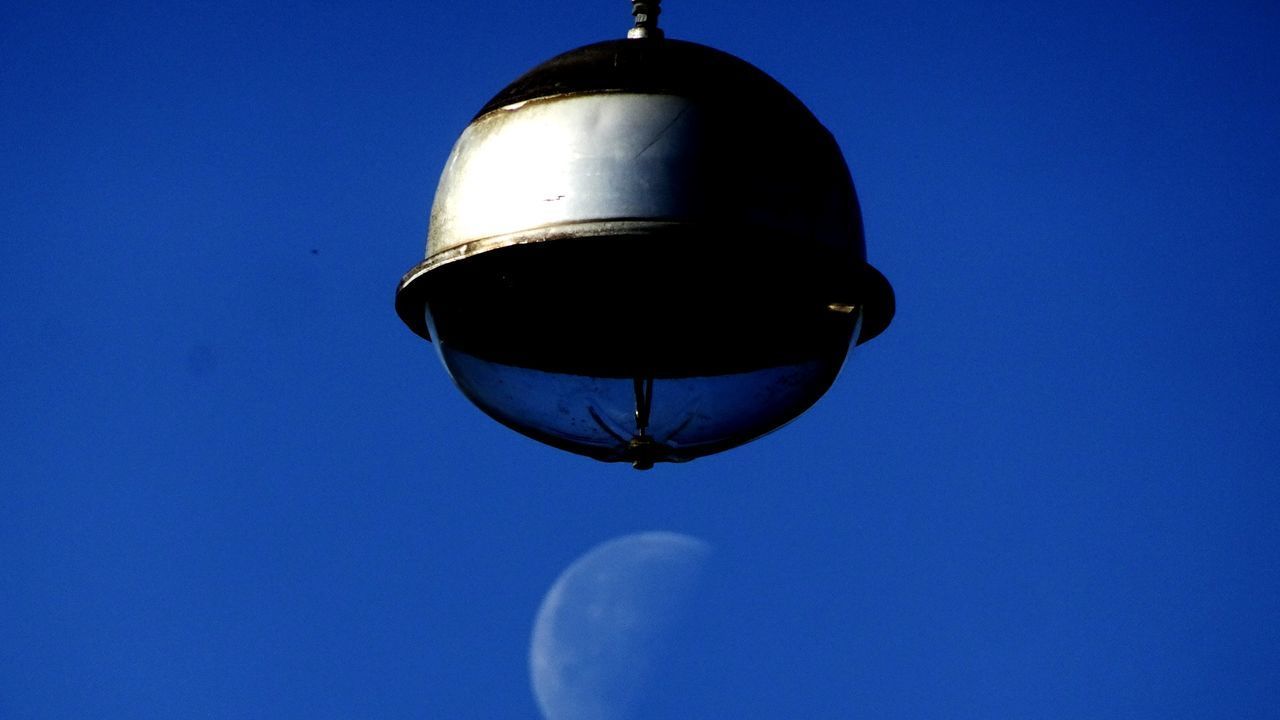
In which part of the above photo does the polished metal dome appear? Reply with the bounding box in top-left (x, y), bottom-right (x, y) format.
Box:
top-left (397, 6), bottom-right (893, 468)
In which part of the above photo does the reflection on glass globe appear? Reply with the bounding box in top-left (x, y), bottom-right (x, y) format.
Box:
top-left (431, 347), bottom-right (854, 467)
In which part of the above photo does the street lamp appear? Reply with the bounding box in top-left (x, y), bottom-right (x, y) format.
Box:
top-left (396, 1), bottom-right (894, 468)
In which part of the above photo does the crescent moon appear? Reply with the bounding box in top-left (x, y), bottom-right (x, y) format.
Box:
top-left (529, 531), bottom-right (712, 720)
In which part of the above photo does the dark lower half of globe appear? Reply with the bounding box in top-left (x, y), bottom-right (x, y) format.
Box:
top-left (420, 234), bottom-right (863, 378)
top-left (419, 236), bottom-right (864, 465)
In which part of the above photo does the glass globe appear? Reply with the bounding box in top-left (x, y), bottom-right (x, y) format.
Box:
top-left (421, 236), bottom-right (863, 468)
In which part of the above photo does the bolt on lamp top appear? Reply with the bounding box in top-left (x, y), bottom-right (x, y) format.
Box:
top-left (628, 0), bottom-right (663, 39)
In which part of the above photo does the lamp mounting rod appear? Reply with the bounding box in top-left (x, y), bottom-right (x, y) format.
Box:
top-left (628, 1), bottom-right (663, 39)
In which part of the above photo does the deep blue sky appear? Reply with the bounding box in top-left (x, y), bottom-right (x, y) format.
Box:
top-left (3, 1), bottom-right (1278, 717)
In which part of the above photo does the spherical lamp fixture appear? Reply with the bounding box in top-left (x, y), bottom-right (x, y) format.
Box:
top-left (396, 2), bottom-right (894, 468)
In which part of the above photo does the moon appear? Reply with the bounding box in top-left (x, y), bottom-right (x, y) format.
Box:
top-left (529, 531), bottom-right (712, 720)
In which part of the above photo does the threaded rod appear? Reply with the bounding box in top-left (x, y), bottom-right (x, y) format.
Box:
top-left (628, 0), bottom-right (663, 39)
